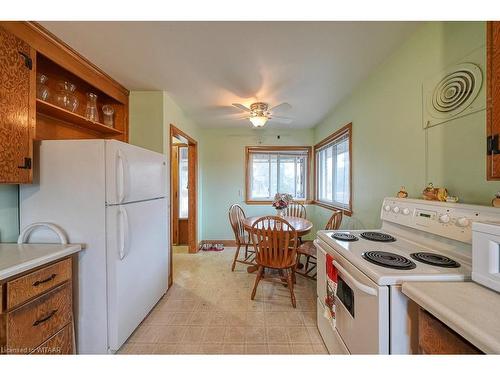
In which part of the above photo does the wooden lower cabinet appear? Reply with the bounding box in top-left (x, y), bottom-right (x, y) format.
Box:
top-left (418, 309), bottom-right (482, 354)
top-left (6, 258), bottom-right (72, 310)
top-left (0, 257), bottom-right (75, 355)
top-left (31, 324), bottom-right (73, 355)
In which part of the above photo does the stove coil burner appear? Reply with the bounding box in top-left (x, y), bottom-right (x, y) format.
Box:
top-left (360, 231), bottom-right (396, 242)
top-left (331, 232), bottom-right (359, 242)
top-left (362, 251), bottom-right (416, 270)
top-left (410, 252), bottom-right (461, 268)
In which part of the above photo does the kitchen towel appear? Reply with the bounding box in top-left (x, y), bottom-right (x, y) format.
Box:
top-left (324, 253), bottom-right (338, 328)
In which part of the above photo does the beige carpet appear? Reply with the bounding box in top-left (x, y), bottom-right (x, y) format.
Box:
top-left (119, 247), bottom-right (326, 354)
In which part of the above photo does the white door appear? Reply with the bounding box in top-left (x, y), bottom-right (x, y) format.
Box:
top-left (105, 140), bottom-right (166, 205)
top-left (106, 198), bottom-right (168, 351)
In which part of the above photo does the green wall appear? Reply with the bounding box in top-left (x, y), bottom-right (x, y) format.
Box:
top-left (0, 186), bottom-right (19, 243)
top-left (200, 127), bottom-right (316, 240)
top-left (129, 91), bottom-right (204, 240)
top-left (129, 91), bottom-right (165, 153)
top-left (163, 92), bottom-right (204, 240)
top-left (313, 21), bottom-right (500, 231)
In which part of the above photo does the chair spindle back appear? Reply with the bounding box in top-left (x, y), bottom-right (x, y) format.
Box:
top-left (325, 209), bottom-right (343, 230)
top-left (228, 204), bottom-right (247, 245)
top-left (284, 202), bottom-right (306, 219)
top-left (250, 216), bottom-right (298, 269)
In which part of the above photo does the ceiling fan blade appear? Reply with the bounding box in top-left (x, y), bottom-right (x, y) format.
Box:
top-left (232, 103), bottom-right (251, 112)
top-left (270, 102), bottom-right (292, 112)
top-left (269, 117), bottom-right (293, 124)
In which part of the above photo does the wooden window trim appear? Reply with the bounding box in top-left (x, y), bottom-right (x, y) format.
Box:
top-left (313, 123), bottom-right (353, 216)
top-left (245, 146), bottom-right (312, 205)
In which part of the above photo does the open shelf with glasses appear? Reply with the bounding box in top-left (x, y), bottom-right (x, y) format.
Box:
top-left (36, 99), bottom-right (123, 136)
top-left (35, 53), bottom-right (128, 141)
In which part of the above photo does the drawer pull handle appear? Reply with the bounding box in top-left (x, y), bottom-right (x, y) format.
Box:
top-left (33, 309), bottom-right (58, 326)
top-left (33, 273), bottom-right (57, 286)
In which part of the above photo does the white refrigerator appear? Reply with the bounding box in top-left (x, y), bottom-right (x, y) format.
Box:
top-left (20, 139), bottom-right (169, 354)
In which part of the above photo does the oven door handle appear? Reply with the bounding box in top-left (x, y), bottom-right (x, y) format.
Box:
top-left (333, 260), bottom-right (378, 296)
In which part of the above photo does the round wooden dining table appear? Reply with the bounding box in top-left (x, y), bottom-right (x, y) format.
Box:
top-left (242, 215), bottom-right (313, 237)
top-left (242, 215), bottom-right (313, 273)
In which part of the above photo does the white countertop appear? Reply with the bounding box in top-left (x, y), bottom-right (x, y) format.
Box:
top-left (402, 281), bottom-right (500, 354)
top-left (0, 243), bottom-right (82, 281)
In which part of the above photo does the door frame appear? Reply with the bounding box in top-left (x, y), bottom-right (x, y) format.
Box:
top-left (169, 124), bottom-right (198, 284)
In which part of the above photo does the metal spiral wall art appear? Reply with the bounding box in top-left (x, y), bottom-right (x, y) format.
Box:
top-left (423, 62), bottom-right (483, 128)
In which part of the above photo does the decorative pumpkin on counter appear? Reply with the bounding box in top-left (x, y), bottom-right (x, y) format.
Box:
top-left (397, 186), bottom-right (408, 198)
top-left (422, 183), bottom-right (448, 202)
top-left (492, 192), bottom-right (500, 208)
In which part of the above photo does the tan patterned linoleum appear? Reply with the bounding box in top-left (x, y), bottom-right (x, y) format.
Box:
top-left (119, 246), bottom-right (326, 354)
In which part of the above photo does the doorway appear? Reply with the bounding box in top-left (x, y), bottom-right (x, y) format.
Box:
top-left (169, 124), bottom-right (198, 286)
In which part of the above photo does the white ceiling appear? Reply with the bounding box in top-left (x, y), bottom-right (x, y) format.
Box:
top-left (40, 21), bottom-right (420, 129)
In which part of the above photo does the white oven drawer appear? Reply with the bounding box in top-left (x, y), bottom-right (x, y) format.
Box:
top-left (317, 298), bottom-right (349, 354)
top-left (315, 239), bottom-right (390, 354)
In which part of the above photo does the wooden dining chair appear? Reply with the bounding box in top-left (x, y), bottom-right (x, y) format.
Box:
top-left (284, 201), bottom-right (306, 219)
top-left (228, 204), bottom-right (255, 271)
top-left (284, 202), bottom-right (307, 245)
top-left (249, 216), bottom-right (299, 308)
top-left (325, 209), bottom-right (343, 230)
top-left (296, 209), bottom-right (343, 280)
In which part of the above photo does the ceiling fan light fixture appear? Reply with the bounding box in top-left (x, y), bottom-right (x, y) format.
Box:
top-left (249, 115), bottom-right (268, 127)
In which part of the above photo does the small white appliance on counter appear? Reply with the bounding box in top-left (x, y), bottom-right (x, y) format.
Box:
top-left (472, 221), bottom-right (500, 292)
top-left (315, 197), bottom-right (500, 354)
top-left (20, 140), bottom-right (169, 354)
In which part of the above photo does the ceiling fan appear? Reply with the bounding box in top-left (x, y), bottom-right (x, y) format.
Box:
top-left (232, 102), bottom-right (292, 127)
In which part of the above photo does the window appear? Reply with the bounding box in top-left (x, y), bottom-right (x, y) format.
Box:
top-left (314, 123), bottom-right (352, 214)
top-left (246, 146), bottom-right (311, 203)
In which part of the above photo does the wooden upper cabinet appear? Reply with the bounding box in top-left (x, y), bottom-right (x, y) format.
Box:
top-left (0, 21), bottom-right (129, 184)
top-left (0, 26), bottom-right (35, 184)
top-left (487, 21), bottom-right (500, 180)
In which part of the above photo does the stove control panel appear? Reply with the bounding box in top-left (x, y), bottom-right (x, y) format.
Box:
top-left (380, 198), bottom-right (500, 243)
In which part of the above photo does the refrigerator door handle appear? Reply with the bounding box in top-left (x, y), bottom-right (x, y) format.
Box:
top-left (118, 207), bottom-right (130, 260)
top-left (116, 150), bottom-right (129, 204)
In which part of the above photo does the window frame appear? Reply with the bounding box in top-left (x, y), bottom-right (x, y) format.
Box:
top-left (313, 123), bottom-right (353, 216)
top-left (245, 146), bottom-right (312, 205)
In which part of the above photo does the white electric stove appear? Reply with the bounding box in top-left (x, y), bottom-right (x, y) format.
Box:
top-left (315, 197), bottom-right (500, 354)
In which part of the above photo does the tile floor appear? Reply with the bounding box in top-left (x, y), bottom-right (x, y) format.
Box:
top-left (119, 246), bottom-right (327, 354)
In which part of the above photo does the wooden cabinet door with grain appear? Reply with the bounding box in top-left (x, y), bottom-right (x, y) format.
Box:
top-left (487, 21), bottom-right (500, 180)
top-left (0, 26), bottom-right (34, 183)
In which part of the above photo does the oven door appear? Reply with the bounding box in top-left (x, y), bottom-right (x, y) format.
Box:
top-left (316, 240), bottom-right (389, 354)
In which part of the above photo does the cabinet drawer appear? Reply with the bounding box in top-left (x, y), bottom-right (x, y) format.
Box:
top-left (7, 282), bottom-right (72, 352)
top-left (7, 258), bottom-right (72, 310)
top-left (31, 324), bottom-right (73, 355)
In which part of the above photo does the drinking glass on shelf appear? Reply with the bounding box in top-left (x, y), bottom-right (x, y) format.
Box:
top-left (102, 104), bottom-right (115, 127)
top-left (55, 81), bottom-right (79, 112)
top-left (85, 93), bottom-right (99, 122)
top-left (36, 73), bottom-right (50, 101)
